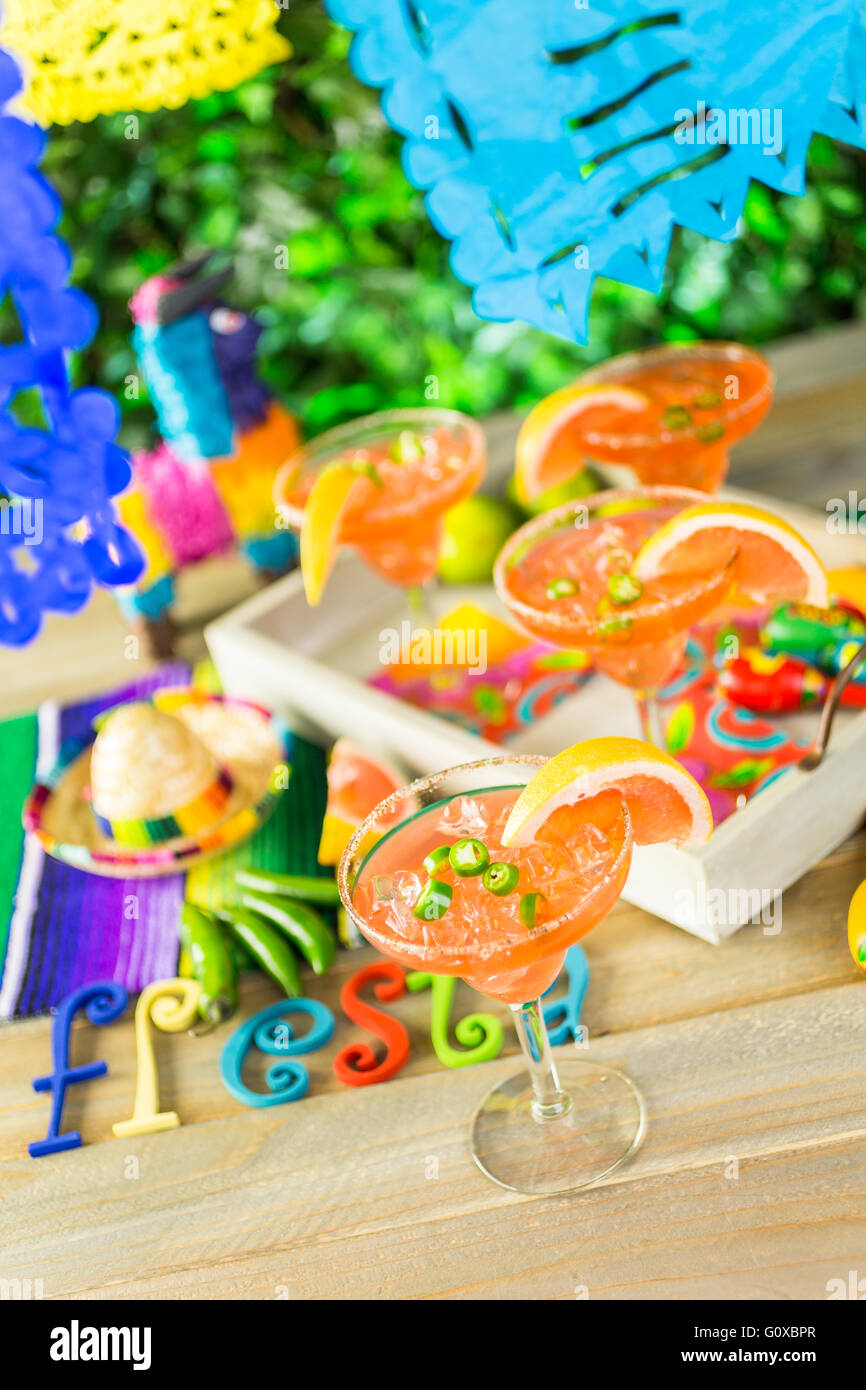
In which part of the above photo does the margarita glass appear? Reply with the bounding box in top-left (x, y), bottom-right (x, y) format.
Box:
top-left (495, 486), bottom-right (728, 743)
top-left (576, 342), bottom-right (774, 492)
top-left (339, 754), bottom-right (645, 1195)
top-left (274, 407), bottom-right (485, 606)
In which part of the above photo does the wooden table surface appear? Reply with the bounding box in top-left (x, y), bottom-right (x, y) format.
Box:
top-left (2, 325), bottom-right (866, 1301)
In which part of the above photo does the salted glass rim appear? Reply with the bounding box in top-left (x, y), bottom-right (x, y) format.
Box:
top-left (492, 483), bottom-right (717, 638)
top-left (274, 405), bottom-right (486, 526)
top-left (576, 340), bottom-right (775, 448)
top-left (336, 753), bottom-right (633, 966)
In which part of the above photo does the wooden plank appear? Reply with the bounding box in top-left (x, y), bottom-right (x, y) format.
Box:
top-left (1, 981), bottom-right (864, 1299)
top-left (587, 828), bottom-right (866, 1034)
top-left (0, 555), bottom-right (258, 722)
top-left (728, 377), bottom-right (866, 510)
top-left (2, 826), bottom-right (863, 1157)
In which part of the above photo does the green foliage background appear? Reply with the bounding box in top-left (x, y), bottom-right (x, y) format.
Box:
top-left (38, 0), bottom-right (866, 451)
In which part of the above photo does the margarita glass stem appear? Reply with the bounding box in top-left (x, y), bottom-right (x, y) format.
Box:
top-left (407, 582), bottom-right (435, 629)
top-left (510, 999), bottom-right (574, 1123)
top-left (637, 690), bottom-right (667, 748)
top-left (408, 581), bottom-right (444, 636)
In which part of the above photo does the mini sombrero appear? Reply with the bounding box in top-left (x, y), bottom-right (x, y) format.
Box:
top-left (23, 688), bottom-right (291, 878)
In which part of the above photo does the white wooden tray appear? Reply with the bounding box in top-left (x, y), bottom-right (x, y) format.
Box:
top-left (206, 488), bottom-right (866, 943)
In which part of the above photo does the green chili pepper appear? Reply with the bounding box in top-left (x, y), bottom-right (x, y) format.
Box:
top-left (449, 838), bottom-right (489, 876)
top-left (483, 861), bottom-right (519, 896)
top-left (546, 577), bottom-right (579, 600)
top-left (217, 907), bottom-right (303, 998)
top-left (661, 404), bottom-right (692, 430)
top-left (179, 902), bottom-right (238, 1025)
top-left (519, 892), bottom-right (543, 929)
top-left (389, 429), bottom-right (426, 463)
top-left (423, 845), bottom-right (452, 875)
top-left (229, 937), bottom-right (256, 975)
top-left (353, 459), bottom-right (384, 489)
top-left (330, 455), bottom-right (384, 488)
top-left (696, 421), bottom-right (725, 443)
top-left (238, 890), bottom-right (337, 975)
top-left (235, 868), bottom-right (341, 908)
top-left (608, 573), bottom-right (644, 605)
top-left (412, 879), bottom-right (453, 921)
top-left (598, 611), bottom-right (634, 643)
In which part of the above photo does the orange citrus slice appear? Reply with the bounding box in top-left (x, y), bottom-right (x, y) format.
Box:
top-left (502, 736), bottom-right (713, 850)
top-left (318, 738), bottom-right (411, 866)
top-left (514, 384), bottom-right (648, 506)
top-left (632, 501), bottom-right (828, 607)
top-left (300, 463), bottom-right (368, 605)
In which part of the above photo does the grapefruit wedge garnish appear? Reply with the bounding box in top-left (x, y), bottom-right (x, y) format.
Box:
top-left (632, 501), bottom-right (828, 607)
top-left (318, 737), bottom-right (412, 867)
top-left (502, 736), bottom-right (713, 851)
top-left (300, 462), bottom-right (369, 606)
top-left (514, 384), bottom-right (648, 507)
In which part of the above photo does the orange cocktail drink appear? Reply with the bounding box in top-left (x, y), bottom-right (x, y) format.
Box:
top-left (347, 773), bottom-right (632, 1005)
top-left (577, 342), bottom-right (773, 492)
top-left (340, 742), bottom-right (712, 1194)
top-left (496, 485), bottom-right (829, 744)
top-left (275, 408), bottom-right (485, 603)
top-left (513, 342), bottom-right (773, 504)
top-left (496, 486), bottom-right (726, 694)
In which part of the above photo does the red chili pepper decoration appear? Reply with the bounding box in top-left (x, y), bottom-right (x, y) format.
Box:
top-left (719, 647), bottom-right (866, 714)
top-left (333, 962), bottom-right (410, 1086)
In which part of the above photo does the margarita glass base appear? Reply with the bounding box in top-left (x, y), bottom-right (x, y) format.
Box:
top-left (471, 1058), bottom-right (646, 1195)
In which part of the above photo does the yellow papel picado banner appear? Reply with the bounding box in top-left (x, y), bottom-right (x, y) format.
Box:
top-left (1, 0), bottom-right (291, 125)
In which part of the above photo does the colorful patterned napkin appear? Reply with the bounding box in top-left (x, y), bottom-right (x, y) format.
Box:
top-left (370, 605), bottom-right (810, 828)
top-left (372, 643), bottom-right (593, 742)
top-left (653, 618), bottom-right (809, 824)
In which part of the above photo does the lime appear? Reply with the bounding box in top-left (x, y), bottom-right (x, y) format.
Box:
top-left (523, 465), bottom-right (604, 516)
top-left (438, 496), bottom-right (522, 584)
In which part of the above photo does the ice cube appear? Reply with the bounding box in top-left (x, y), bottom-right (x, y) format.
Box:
top-left (437, 796), bottom-right (489, 838)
